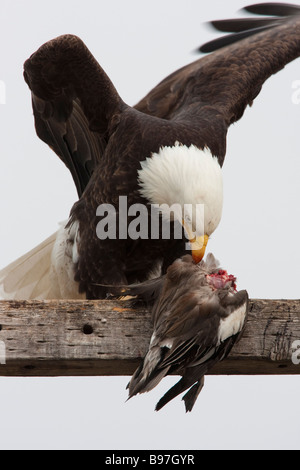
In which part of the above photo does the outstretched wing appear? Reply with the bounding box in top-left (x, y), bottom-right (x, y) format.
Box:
top-left (24, 35), bottom-right (127, 197)
top-left (24, 4), bottom-right (300, 187)
top-left (135, 3), bottom-right (300, 165)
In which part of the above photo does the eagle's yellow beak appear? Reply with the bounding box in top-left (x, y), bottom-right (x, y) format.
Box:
top-left (182, 219), bottom-right (209, 263)
top-left (190, 234), bottom-right (209, 263)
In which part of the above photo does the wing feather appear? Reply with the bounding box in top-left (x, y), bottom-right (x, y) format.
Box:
top-left (24, 35), bottom-right (127, 197)
top-left (25, 6), bottom-right (300, 177)
top-left (135, 4), bottom-right (300, 164)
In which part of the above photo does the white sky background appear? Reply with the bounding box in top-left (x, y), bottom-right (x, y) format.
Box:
top-left (0, 0), bottom-right (300, 450)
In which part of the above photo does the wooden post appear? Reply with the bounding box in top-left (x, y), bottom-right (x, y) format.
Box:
top-left (0, 298), bottom-right (299, 376)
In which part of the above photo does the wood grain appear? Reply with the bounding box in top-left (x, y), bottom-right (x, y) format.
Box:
top-left (0, 299), bottom-right (299, 376)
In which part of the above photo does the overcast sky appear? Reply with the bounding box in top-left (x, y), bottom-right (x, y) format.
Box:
top-left (1, 0), bottom-right (300, 450)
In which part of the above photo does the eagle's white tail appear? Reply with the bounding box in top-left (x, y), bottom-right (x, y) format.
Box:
top-left (0, 224), bottom-right (85, 300)
top-left (0, 233), bottom-right (57, 300)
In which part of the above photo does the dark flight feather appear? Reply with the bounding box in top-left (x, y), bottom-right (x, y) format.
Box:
top-left (244, 3), bottom-right (300, 16)
top-left (210, 17), bottom-right (281, 33)
top-left (199, 2), bottom-right (300, 52)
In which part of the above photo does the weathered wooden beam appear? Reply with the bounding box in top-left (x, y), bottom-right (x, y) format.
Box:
top-left (0, 299), bottom-right (299, 376)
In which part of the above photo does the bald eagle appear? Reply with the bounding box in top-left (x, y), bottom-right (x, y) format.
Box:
top-left (1, 3), bottom-right (300, 299)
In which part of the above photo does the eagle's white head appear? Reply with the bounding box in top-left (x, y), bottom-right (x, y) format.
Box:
top-left (138, 143), bottom-right (223, 262)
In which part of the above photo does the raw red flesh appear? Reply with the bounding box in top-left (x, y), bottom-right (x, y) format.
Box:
top-left (207, 269), bottom-right (237, 291)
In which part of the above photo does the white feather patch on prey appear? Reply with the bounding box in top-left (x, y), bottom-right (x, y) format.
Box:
top-left (138, 143), bottom-right (223, 236)
top-left (217, 301), bottom-right (248, 344)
